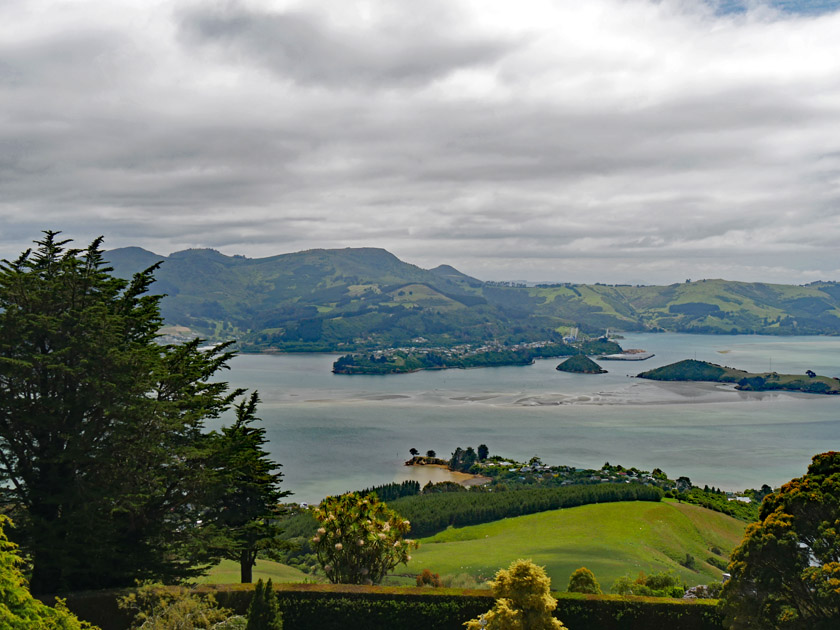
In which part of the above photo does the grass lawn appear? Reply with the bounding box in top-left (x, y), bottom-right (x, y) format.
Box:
top-left (399, 499), bottom-right (745, 590)
top-left (197, 559), bottom-right (318, 585)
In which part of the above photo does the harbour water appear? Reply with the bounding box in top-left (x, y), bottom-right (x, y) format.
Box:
top-left (213, 333), bottom-right (840, 503)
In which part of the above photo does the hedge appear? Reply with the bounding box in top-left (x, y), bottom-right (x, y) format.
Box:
top-left (55, 583), bottom-right (723, 630)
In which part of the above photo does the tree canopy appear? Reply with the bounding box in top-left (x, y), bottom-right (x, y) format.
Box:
top-left (721, 451), bottom-right (840, 630)
top-left (0, 233), bottom-right (244, 592)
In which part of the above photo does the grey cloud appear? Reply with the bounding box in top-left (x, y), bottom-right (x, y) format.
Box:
top-left (178, 2), bottom-right (514, 89)
top-left (2, 0), bottom-right (840, 285)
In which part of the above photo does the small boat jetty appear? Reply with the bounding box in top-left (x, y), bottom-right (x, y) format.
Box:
top-left (598, 348), bottom-right (654, 361)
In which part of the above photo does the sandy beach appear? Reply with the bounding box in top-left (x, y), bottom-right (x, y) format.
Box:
top-left (393, 463), bottom-right (491, 488)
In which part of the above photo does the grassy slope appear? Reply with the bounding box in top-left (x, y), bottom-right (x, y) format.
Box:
top-left (401, 500), bottom-right (745, 589)
top-left (197, 559), bottom-right (317, 585)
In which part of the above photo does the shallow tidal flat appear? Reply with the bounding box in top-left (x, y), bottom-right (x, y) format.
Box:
top-left (217, 333), bottom-right (840, 503)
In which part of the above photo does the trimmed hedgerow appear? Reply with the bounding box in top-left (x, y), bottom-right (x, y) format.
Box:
top-left (59, 583), bottom-right (722, 630)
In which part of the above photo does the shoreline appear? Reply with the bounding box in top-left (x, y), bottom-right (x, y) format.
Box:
top-left (333, 360), bottom-right (536, 376)
top-left (396, 463), bottom-right (492, 487)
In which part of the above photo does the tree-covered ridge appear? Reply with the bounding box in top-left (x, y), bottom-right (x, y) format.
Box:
top-left (105, 246), bottom-right (840, 352)
top-left (443, 448), bottom-right (762, 523)
top-left (637, 359), bottom-right (840, 395)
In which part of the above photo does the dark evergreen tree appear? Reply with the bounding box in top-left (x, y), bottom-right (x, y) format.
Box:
top-left (0, 233), bottom-right (243, 592)
top-left (246, 579), bottom-right (283, 630)
top-left (477, 444), bottom-right (489, 461)
top-left (210, 392), bottom-right (290, 583)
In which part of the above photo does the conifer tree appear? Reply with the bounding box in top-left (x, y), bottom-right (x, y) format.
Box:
top-left (211, 392), bottom-right (290, 583)
top-left (0, 232), bottom-right (243, 592)
top-left (246, 579), bottom-right (282, 630)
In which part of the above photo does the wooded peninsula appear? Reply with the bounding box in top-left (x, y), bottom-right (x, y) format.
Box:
top-left (637, 359), bottom-right (840, 394)
top-left (332, 339), bottom-right (620, 374)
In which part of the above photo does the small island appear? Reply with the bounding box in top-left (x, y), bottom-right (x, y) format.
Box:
top-left (333, 339), bottom-right (622, 375)
top-left (637, 359), bottom-right (840, 395)
top-left (556, 354), bottom-right (607, 374)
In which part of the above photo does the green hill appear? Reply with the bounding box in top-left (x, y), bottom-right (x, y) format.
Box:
top-left (105, 246), bottom-right (840, 351)
top-left (402, 500), bottom-right (745, 589)
top-left (197, 558), bottom-right (316, 584)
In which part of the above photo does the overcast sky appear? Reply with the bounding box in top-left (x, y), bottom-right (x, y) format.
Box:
top-left (2, 0), bottom-right (840, 284)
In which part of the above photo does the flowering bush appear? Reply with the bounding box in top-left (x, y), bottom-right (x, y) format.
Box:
top-left (311, 492), bottom-right (418, 585)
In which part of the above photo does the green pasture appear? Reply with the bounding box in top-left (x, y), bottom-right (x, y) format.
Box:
top-left (197, 558), bottom-right (318, 585)
top-left (400, 499), bottom-right (745, 590)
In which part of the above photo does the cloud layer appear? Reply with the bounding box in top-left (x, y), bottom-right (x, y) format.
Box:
top-left (1, 0), bottom-right (839, 283)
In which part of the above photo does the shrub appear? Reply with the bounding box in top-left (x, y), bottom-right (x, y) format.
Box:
top-left (0, 515), bottom-right (98, 629)
top-left (118, 583), bottom-right (240, 629)
top-left (611, 571), bottom-right (684, 598)
top-left (680, 553), bottom-right (697, 571)
top-left (416, 569), bottom-right (442, 588)
top-left (567, 567), bottom-right (602, 594)
top-left (465, 559), bottom-right (566, 630)
top-left (706, 556), bottom-right (728, 571)
top-left (441, 573), bottom-right (481, 589)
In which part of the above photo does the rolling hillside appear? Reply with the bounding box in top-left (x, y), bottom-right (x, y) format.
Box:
top-left (401, 500), bottom-right (745, 589)
top-left (531, 278), bottom-right (840, 335)
top-left (106, 246), bottom-right (566, 350)
top-left (106, 246), bottom-right (840, 351)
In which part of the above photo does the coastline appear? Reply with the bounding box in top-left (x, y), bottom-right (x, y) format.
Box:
top-left (394, 463), bottom-right (492, 487)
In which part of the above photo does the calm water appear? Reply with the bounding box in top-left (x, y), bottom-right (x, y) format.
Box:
top-left (212, 333), bottom-right (840, 503)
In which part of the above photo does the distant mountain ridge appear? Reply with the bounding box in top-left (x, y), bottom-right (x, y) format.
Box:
top-left (105, 246), bottom-right (840, 351)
